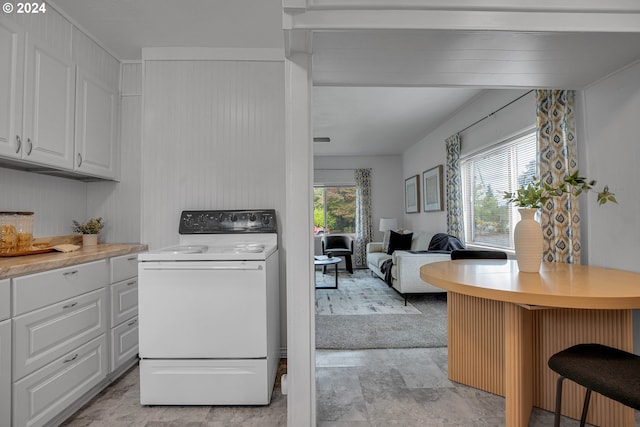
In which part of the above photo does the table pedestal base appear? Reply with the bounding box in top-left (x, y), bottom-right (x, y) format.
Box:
top-left (448, 292), bottom-right (634, 427)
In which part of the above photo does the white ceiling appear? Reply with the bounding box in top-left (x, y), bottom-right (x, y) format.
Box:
top-left (50, 1), bottom-right (640, 157)
top-left (313, 87), bottom-right (482, 156)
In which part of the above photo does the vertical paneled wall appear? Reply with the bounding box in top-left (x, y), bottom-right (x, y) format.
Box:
top-left (142, 60), bottom-right (285, 249)
top-left (0, 167), bottom-right (87, 236)
top-left (87, 63), bottom-right (142, 243)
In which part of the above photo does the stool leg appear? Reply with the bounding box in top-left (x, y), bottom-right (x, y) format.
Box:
top-left (554, 376), bottom-right (565, 427)
top-left (579, 389), bottom-right (592, 427)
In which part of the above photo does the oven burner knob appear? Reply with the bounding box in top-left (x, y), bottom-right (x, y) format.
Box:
top-left (249, 214), bottom-right (257, 222)
top-left (262, 215), bottom-right (271, 225)
top-left (230, 214), bottom-right (238, 222)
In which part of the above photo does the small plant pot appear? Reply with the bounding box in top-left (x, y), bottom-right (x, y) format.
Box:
top-left (82, 234), bottom-right (98, 246)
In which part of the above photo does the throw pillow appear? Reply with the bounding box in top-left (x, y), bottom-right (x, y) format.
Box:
top-left (382, 228), bottom-right (403, 253)
top-left (386, 230), bottom-right (413, 254)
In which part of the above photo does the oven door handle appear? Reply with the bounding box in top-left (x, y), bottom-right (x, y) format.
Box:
top-left (142, 265), bottom-right (263, 271)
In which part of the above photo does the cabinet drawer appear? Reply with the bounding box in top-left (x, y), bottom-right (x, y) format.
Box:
top-left (110, 278), bottom-right (138, 327)
top-left (13, 259), bottom-right (108, 316)
top-left (1, 319), bottom-right (10, 427)
top-left (0, 279), bottom-right (9, 321)
top-left (111, 316), bottom-right (138, 372)
top-left (110, 253), bottom-right (139, 283)
top-left (13, 288), bottom-right (106, 380)
top-left (13, 334), bottom-right (107, 427)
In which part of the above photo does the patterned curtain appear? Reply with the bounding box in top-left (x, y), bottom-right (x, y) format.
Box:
top-left (536, 90), bottom-right (580, 264)
top-left (354, 168), bottom-right (373, 268)
top-left (445, 134), bottom-right (464, 240)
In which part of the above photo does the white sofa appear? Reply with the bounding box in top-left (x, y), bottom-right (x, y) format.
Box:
top-left (366, 231), bottom-right (450, 299)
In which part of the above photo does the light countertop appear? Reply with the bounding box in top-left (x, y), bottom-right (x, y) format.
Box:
top-left (0, 243), bottom-right (148, 280)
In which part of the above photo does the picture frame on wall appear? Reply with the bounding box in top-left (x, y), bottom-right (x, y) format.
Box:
top-left (422, 165), bottom-right (444, 212)
top-left (405, 175), bottom-right (420, 213)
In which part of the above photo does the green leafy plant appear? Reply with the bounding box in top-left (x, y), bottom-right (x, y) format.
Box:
top-left (503, 171), bottom-right (617, 209)
top-left (72, 217), bottom-right (104, 234)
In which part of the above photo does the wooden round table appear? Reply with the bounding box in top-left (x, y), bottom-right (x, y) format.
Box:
top-left (420, 259), bottom-right (640, 427)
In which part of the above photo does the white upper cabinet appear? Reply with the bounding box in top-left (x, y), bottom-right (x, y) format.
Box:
top-left (0, 10), bottom-right (120, 180)
top-left (0, 16), bottom-right (24, 158)
top-left (74, 68), bottom-right (117, 179)
top-left (22, 33), bottom-right (76, 169)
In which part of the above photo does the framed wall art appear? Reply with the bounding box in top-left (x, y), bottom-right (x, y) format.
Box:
top-left (422, 165), bottom-right (444, 212)
top-left (404, 175), bottom-right (420, 213)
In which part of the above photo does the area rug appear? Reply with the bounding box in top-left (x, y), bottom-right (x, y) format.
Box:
top-left (315, 269), bottom-right (448, 349)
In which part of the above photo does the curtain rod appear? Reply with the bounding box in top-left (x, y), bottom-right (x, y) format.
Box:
top-left (458, 90), bottom-right (534, 135)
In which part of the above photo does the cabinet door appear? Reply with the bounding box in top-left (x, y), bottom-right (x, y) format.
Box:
top-left (110, 278), bottom-right (138, 327)
top-left (22, 33), bottom-right (75, 169)
top-left (75, 68), bottom-right (117, 179)
top-left (0, 320), bottom-right (10, 427)
top-left (13, 335), bottom-right (107, 427)
top-left (111, 316), bottom-right (138, 372)
top-left (0, 16), bottom-right (24, 158)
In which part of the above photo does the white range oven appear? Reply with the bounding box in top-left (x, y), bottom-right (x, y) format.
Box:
top-left (137, 209), bottom-right (279, 405)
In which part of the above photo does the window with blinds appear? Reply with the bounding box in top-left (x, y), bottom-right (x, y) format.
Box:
top-left (460, 129), bottom-right (537, 250)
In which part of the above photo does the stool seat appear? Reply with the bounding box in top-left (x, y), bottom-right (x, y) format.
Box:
top-left (548, 343), bottom-right (640, 426)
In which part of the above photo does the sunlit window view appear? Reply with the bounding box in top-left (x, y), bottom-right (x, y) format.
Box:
top-left (313, 187), bottom-right (356, 235)
top-left (461, 131), bottom-right (537, 249)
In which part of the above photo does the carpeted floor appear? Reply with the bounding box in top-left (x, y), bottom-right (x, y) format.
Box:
top-left (315, 269), bottom-right (448, 349)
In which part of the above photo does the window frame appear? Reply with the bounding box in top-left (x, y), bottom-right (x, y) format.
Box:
top-left (460, 127), bottom-right (537, 251)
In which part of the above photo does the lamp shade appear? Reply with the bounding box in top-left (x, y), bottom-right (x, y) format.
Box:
top-left (379, 218), bottom-right (398, 232)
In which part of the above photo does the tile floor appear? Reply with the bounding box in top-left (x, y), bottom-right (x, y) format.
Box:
top-left (62, 348), bottom-right (612, 427)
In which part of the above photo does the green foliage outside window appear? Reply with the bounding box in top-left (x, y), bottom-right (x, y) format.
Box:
top-left (314, 187), bottom-right (356, 234)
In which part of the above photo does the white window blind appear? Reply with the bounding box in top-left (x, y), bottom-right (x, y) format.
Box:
top-left (461, 129), bottom-right (537, 250)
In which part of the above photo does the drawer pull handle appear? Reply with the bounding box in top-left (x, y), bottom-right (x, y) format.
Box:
top-left (127, 319), bottom-right (137, 326)
top-left (63, 270), bottom-right (79, 277)
top-left (127, 256), bottom-right (137, 261)
top-left (127, 281), bottom-right (136, 286)
top-left (63, 302), bottom-right (78, 309)
top-left (63, 354), bottom-right (78, 363)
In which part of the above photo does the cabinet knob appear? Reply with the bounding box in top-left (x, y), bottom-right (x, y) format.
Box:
top-left (15, 135), bottom-right (21, 154)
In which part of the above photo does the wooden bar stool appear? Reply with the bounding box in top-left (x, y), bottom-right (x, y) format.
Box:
top-left (548, 343), bottom-right (640, 427)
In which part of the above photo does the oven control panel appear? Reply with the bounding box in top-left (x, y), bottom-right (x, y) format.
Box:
top-left (179, 209), bottom-right (277, 234)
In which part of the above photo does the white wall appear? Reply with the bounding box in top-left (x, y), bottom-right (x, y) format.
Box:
top-left (0, 167), bottom-right (87, 236)
top-left (581, 60), bottom-right (640, 271)
top-left (402, 89), bottom-right (534, 233)
top-left (314, 155), bottom-right (403, 241)
top-left (142, 60), bottom-right (285, 249)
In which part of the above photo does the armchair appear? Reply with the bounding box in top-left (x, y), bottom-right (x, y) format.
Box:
top-left (321, 235), bottom-right (354, 273)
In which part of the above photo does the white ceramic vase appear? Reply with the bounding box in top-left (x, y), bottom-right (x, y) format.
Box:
top-left (82, 234), bottom-right (98, 246)
top-left (514, 208), bottom-right (543, 273)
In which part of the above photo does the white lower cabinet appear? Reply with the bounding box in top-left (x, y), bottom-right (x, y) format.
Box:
top-left (111, 316), bottom-right (138, 371)
top-left (13, 334), bottom-right (107, 427)
top-left (8, 252), bottom-right (142, 426)
top-left (0, 319), bottom-right (11, 427)
top-left (109, 254), bottom-right (139, 373)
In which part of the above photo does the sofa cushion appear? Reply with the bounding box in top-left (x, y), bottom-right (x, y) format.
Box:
top-left (382, 228), bottom-right (405, 253)
top-left (367, 251), bottom-right (391, 269)
top-left (411, 232), bottom-right (435, 251)
top-left (387, 231), bottom-right (413, 254)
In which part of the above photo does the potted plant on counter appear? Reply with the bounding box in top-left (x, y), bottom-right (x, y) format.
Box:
top-left (72, 217), bottom-right (104, 246)
top-left (503, 172), bottom-right (616, 272)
